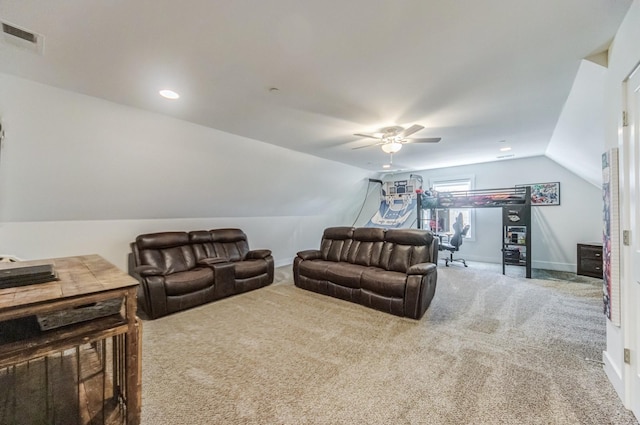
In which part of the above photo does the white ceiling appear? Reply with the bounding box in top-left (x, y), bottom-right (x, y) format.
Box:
top-left (0, 0), bottom-right (632, 173)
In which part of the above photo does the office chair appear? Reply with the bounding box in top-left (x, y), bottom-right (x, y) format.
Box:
top-left (439, 213), bottom-right (470, 267)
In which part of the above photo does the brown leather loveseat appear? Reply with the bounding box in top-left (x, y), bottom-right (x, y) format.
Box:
top-left (293, 227), bottom-right (438, 319)
top-left (129, 228), bottom-right (274, 319)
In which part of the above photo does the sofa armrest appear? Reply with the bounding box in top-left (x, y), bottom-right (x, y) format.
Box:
top-left (198, 257), bottom-right (229, 267)
top-left (297, 250), bottom-right (322, 261)
top-left (405, 265), bottom-right (438, 320)
top-left (246, 249), bottom-right (272, 260)
top-left (135, 265), bottom-right (164, 277)
top-left (137, 274), bottom-right (168, 319)
top-left (407, 263), bottom-right (437, 275)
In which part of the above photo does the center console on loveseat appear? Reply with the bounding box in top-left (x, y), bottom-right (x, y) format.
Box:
top-left (129, 228), bottom-right (274, 319)
top-left (293, 227), bottom-right (438, 319)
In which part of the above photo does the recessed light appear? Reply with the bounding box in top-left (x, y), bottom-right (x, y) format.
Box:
top-left (159, 89), bottom-right (180, 100)
top-left (382, 164), bottom-right (391, 169)
top-left (500, 147), bottom-right (512, 152)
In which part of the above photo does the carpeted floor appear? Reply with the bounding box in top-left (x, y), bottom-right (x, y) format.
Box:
top-left (140, 262), bottom-right (638, 425)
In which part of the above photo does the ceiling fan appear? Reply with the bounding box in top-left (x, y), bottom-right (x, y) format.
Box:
top-left (353, 124), bottom-right (441, 154)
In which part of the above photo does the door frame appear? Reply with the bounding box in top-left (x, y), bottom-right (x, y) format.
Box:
top-left (621, 62), bottom-right (640, 421)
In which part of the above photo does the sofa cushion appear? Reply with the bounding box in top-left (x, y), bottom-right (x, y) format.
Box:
top-left (385, 229), bottom-right (433, 267)
top-left (387, 244), bottom-right (413, 273)
top-left (323, 226), bottom-right (355, 240)
top-left (210, 228), bottom-right (250, 261)
top-left (136, 232), bottom-right (197, 274)
top-left (320, 227), bottom-right (354, 262)
top-left (326, 262), bottom-right (365, 288)
top-left (140, 245), bottom-right (197, 275)
top-left (136, 232), bottom-right (189, 249)
top-left (234, 259), bottom-right (268, 279)
top-left (361, 268), bottom-right (407, 298)
top-left (164, 268), bottom-right (214, 296)
top-left (189, 230), bottom-right (218, 261)
top-left (347, 227), bottom-right (385, 267)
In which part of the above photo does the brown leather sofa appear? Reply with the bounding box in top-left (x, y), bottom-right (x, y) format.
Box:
top-left (293, 227), bottom-right (438, 319)
top-left (129, 228), bottom-right (274, 319)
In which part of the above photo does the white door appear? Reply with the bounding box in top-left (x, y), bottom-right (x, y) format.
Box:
top-left (625, 64), bottom-right (640, 421)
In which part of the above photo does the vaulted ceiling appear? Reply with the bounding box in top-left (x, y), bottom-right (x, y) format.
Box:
top-left (0, 0), bottom-right (632, 175)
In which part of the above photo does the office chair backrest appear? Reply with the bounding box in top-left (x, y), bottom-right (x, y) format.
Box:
top-left (449, 213), bottom-right (464, 249)
top-left (450, 224), bottom-right (470, 250)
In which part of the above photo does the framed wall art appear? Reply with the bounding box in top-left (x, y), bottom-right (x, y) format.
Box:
top-left (602, 148), bottom-right (620, 326)
top-left (516, 182), bottom-right (560, 206)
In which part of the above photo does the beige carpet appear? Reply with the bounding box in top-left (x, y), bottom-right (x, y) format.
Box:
top-left (140, 263), bottom-right (638, 425)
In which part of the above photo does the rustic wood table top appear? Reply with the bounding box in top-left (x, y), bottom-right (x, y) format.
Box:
top-left (0, 254), bottom-right (137, 318)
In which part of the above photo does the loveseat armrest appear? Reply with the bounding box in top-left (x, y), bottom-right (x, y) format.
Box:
top-left (198, 257), bottom-right (229, 267)
top-left (246, 249), bottom-right (272, 260)
top-left (407, 262), bottom-right (437, 275)
top-left (297, 250), bottom-right (322, 261)
top-left (135, 265), bottom-right (164, 277)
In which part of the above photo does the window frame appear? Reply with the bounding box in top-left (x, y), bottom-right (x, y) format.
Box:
top-left (429, 176), bottom-right (475, 241)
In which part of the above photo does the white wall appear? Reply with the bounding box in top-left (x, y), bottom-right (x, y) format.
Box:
top-left (546, 59), bottom-right (606, 188)
top-left (603, 0), bottom-right (640, 412)
top-left (0, 73), bottom-right (372, 270)
top-left (384, 156), bottom-right (602, 271)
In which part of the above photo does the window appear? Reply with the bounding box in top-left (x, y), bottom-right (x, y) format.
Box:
top-left (431, 178), bottom-right (473, 239)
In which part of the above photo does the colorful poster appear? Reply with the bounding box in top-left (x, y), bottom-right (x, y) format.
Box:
top-left (516, 182), bottom-right (560, 205)
top-left (602, 148), bottom-right (620, 326)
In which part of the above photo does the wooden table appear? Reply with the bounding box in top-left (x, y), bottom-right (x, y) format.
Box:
top-left (0, 255), bottom-right (141, 425)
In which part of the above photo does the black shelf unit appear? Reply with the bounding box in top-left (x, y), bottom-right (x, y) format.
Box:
top-left (417, 186), bottom-right (532, 278)
top-left (502, 197), bottom-right (532, 278)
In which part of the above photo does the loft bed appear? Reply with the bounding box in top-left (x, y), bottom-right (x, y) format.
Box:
top-left (417, 186), bottom-right (532, 278)
top-left (417, 186), bottom-right (530, 210)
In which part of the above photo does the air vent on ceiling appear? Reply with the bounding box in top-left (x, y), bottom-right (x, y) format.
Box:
top-left (1, 21), bottom-right (44, 54)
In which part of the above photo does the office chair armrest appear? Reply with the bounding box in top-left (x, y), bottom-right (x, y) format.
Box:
top-left (407, 263), bottom-right (437, 275)
top-left (439, 242), bottom-right (456, 250)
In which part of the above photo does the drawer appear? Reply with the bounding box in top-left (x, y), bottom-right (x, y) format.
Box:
top-left (580, 258), bottom-right (603, 274)
top-left (579, 246), bottom-right (603, 260)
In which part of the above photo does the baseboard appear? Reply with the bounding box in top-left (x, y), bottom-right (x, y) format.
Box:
top-left (453, 255), bottom-right (575, 273)
top-left (531, 260), bottom-right (575, 273)
top-left (275, 259), bottom-right (293, 268)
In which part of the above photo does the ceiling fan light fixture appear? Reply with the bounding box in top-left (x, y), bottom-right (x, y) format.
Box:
top-left (381, 141), bottom-right (402, 154)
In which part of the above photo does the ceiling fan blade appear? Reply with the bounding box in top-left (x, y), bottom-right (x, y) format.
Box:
top-left (399, 124), bottom-right (424, 138)
top-left (353, 133), bottom-right (381, 140)
top-left (352, 141), bottom-right (384, 150)
top-left (404, 137), bottom-right (442, 144)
